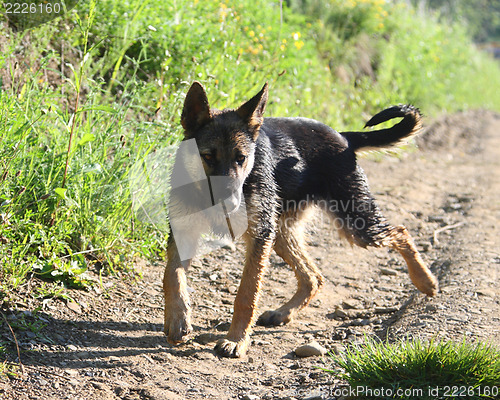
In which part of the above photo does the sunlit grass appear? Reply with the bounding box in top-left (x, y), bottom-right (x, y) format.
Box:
top-left (325, 338), bottom-right (500, 399)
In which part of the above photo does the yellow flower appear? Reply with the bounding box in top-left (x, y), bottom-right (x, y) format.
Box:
top-left (249, 30), bottom-right (255, 37)
top-left (294, 40), bottom-right (304, 50)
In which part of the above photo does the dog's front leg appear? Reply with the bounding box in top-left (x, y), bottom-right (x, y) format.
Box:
top-left (215, 235), bottom-right (273, 358)
top-left (163, 236), bottom-right (194, 344)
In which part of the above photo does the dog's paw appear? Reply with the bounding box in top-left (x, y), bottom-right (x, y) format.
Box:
top-left (214, 338), bottom-right (248, 358)
top-left (164, 312), bottom-right (192, 344)
top-left (257, 310), bottom-right (292, 326)
top-left (410, 268), bottom-right (439, 297)
top-left (419, 274), bottom-right (439, 297)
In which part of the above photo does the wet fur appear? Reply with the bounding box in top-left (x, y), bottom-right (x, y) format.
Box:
top-left (163, 82), bottom-right (438, 358)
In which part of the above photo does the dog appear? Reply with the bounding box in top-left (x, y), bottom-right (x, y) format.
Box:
top-left (163, 81), bottom-right (438, 358)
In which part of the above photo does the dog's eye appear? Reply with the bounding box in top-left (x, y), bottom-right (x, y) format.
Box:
top-left (201, 153), bottom-right (214, 163)
top-left (235, 154), bottom-right (246, 165)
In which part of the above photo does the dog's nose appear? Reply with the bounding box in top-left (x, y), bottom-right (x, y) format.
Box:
top-left (224, 193), bottom-right (241, 214)
top-left (209, 176), bottom-right (233, 202)
top-left (207, 176), bottom-right (242, 213)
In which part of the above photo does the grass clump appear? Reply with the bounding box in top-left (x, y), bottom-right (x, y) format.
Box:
top-left (326, 337), bottom-right (500, 399)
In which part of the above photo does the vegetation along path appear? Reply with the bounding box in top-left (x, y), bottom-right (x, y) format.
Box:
top-left (0, 110), bottom-right (498, 399)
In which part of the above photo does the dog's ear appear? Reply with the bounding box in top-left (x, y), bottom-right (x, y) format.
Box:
top-left (236, 83), bottom-right (268, 135)
top-left (181, 82), bottom-right (211, 135)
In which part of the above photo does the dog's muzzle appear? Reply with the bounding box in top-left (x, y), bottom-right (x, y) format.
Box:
top-left (208, 176), bottom-right (242, 214)
top-left (223, 191), bottom-right (242, 214)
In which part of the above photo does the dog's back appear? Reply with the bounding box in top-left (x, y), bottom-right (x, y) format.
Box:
top-left (253, 105), bottom-right (421, 208)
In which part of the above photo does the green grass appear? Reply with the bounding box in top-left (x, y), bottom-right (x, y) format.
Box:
top-left (0, 0), bottom-right (499, 302)
top-left (325, 338), bottom-right (500, 399)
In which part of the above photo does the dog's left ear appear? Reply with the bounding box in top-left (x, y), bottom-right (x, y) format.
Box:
top-left (236, 83), bottom-right (268, 136)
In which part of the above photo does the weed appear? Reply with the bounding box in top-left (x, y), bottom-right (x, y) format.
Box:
top-left (324, 337), bottom-right (500, 399)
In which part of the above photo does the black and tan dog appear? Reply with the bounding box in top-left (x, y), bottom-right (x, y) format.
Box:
top-left (163, 81), bottom-right (438, 358)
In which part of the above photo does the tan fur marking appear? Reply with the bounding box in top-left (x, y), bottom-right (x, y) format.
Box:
top-left (163, 240), bottom-right (192, 344)
top-left (383, 225), bottom-right (438, 296)
top-left (263, 209), bottom-right (324, 324)
top-left (217, 236), bottom-right (274, 356)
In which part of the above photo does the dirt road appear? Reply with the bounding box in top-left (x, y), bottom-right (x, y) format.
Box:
top-left (1, 111), bottom-right (499, 400)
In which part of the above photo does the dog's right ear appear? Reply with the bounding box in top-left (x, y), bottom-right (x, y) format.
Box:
top-left (181, 82), bottom-right (211, 136)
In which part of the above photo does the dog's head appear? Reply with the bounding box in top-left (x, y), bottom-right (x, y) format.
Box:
top-left (180, 81), bottom-right (268, 213)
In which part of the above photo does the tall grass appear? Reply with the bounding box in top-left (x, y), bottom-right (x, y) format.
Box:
top-left (0, 0), bottom-right (499, 299)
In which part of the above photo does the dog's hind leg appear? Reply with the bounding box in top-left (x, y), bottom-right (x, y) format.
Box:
top-left (326, 165), bottom-right (438, 296)
top-left (377, 225), bottom-right (438, 296)
top-left (258, 209), bottom-right (325, 326)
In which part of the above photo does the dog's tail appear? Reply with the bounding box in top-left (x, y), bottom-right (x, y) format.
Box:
top-left (341, 105), bottom-right (422, 152)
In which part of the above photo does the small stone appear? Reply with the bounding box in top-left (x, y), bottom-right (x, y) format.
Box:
top-left (333, 307), bottom-right (348, 319)
top-left (418, 241), bottom-right (432, 252)
top-left (476, 288), bottom-right (496, 298)
top-left (295, 341), bottom-right (327, 358)
top-left (309, 371), bottom-right (324, 380)
top-left (227, 285), bottom-right (238, 295)
top-left (350, 318), bottom-right (371, 326)
top-left (374, 306), bottom-right (398, 314)
top-left (341, 300), bottom-right (360, 309)
top-left (109, 356), bottom-right (120, 362)
top-left (66, 301), bottom-right (82, 314)
top-left (428, 215), bottom-right (447, 223)
top-left (425, 304), bottom-right (438, 312)
top-left (91, 381), bottom-right (106, 390)
top-left (241, 395), bottom-right (260, 400)
top-left (195, 333), bottom-right (217, 345)
top-left (380, 267), bottom-right (398, 276)
top-left (330, 344), bottom-right (345, 355)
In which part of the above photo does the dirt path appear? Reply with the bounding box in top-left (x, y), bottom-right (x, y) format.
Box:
top-left (1, 111), bottom-right (499, 400)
